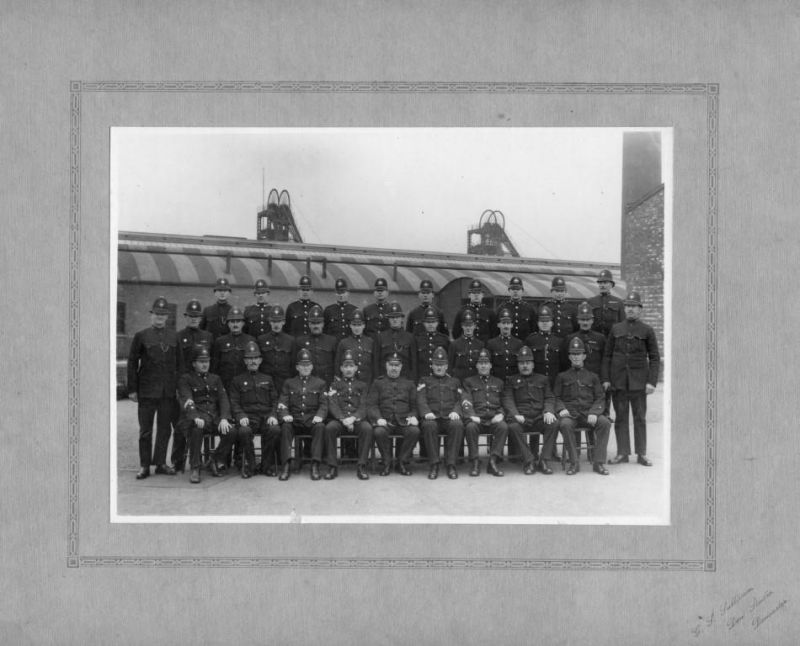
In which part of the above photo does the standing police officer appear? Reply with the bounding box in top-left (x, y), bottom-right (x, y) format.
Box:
top-left (496, 276), bottom-right (537, 340)
top-left (588, 269), bottom-right (624, 337)
top-left (374, 302), bottom-right (417, 381)
top-left (284, 275), bottom-right (320, 338)
top-left (486, 308), bottom-right (523, 382)
top-left (406, 279), bottom-right (449, 336)
top-left (543, 276), bottom-right (578, 338)
top-left (243, 279), bottom-right (273, 338)
top-left (200, 277), bottom-right (233, 341)
top-left (524, 305), bottom-right (564, 387)
top-left (448, 309), bottom-right (484, 382)
top-left (414, 307), bottom-right (450, 379)
top-left (256, 305), bottom-right (296, 394)
top-left (452, 279), bottom-right (498, 342)
top-left (127, 296), bottom-right (179, 479)
top-left (602, 292), bottom-right (660, 467)
top-left (334, 310), bottom-right (375, 385)
top-left (417, 347), bottom-right (465, 480)
top-left (363, 277), bottom-right (392, 340)
top-left (324, 278), bottom-right (358, 340)
top-left (211, 306), bottom-right (255, 390)
top-left (295, 304), bottom-right (338, 387)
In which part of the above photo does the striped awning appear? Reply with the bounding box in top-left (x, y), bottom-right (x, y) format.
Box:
top-left (118, 247), bottom-right (625, 300)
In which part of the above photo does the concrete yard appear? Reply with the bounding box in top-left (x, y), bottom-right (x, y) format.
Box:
top-left (115, 387), bottom-right (668, 524)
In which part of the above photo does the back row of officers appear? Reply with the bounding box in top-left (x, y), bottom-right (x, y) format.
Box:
top-left (127, 270), bottom-right (660, 484)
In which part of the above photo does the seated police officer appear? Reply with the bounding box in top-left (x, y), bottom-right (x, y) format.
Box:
top-left (553, 337), bottom-right (612, 475)
top-left (176, 347), bottom-right (232, 484)
top-left (417, 347), bottom-right (464, 480)
top-left (228, 341), bottom-right (281, 478)
top-left (503, 346), bottom-right (558, 475)
top-left (462, 348), bottom-right (508, 477)
top-left (277, 349), bottom-right (328, 481)
top-left (367, 353), bottom-right (420, 476)
top-left (324, 350), bottom-right (373, 480)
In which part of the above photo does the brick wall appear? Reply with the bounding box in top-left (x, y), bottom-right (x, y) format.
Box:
top-left (621, 185), bottom-right (665, 376)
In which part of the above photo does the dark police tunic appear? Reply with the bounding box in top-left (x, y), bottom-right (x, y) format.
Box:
top-left (542, 299), bottom-right (578, 338)
top-left (283, 299), bottom-right (321, 338)
top-left (323, 302), bottom-right (358, 340)
top-left (366, 375), bottom-right (420, 465)
top-left (588, 293), bottom-right (624, 337)
top-left (127, 325), bottom-right (179, 468)
top-left (334, 334), bottom-right (375, 385)
top-left (256, 331), bottom-right (296, 393)
top-left (227, 370), bottom-right (280, 472)
top-left (502, 371), bottom-right (556, 463)
top-left (553, 365), bottom-right (611, 464)
top-left (363, 300), bottom-right (392, 340)
top-left (212, 332), bottom-right (255, 389)
top-left (452, 302), bottom-right (498, 343)
top-left (406, 304), bottom-right (449, 336)
top-left (200, 301), bottom-right (232, 341)
top-left (417, 373), bottom-right (465, 466)
top-left (295, 332), bottom-right (338, 387)
top-left (414, 331), bottom-right (450, 378)
top-left (177, 326), bottom-right (213, 374)
top-left (523, 331), bottom-right (564, 387)
top-left (485, 334), bottom-right (523, 382)
top-left (278, 374), bottom-right (329, 464)
top-left (325, 376), bottom-right (373, 466)
top-left (496, 299), bottom-right (537, 340)
top-left (447, 334), bottom-right (485, 382)
top-left (177, 369), bottom-right (231, 469)
top-left (243, 302), bottom-right (273, 338)
top-left (461, 374), bottom-right (507, 460)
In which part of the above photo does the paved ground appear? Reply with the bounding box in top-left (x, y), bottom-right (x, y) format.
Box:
top-left (115, 387), bottom-right (667, 524)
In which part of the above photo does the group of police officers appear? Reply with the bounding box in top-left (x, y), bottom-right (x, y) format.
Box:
top-left (126, 270), bottom-right (660, 484)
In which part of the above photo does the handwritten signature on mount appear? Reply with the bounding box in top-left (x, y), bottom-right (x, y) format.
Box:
top-left (691, 588), bottom-right (788, 638)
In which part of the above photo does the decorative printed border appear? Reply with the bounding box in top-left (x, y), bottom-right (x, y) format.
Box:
top-left (69, 81), bottom-right (719, 570)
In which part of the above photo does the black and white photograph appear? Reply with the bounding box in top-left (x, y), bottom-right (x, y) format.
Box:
top-left (113, 126), bottom-right (671, 524)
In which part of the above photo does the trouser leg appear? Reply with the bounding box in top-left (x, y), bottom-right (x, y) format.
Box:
top-left (279, 422), bottom-right (294, 465)
top-left (443, 419), bottom-right (464, 467)
top-left (188, 424), bottom-right (206, 469)
top-left (324, 420), bottom-right (343, 467)
top-left (397, 425), bottom-right (421, 464)
top-left (171, 419), bottom-right (188, 471)
top-left (556, 417), bottom-right (579, 465)
top-left (421, 420), bottom-right (441, 465)
top-left (373, 425), bottom-right (392, 463)
top-left (238, 426), bottom-right (255, 470)
top-left (630, 390), bottom-right (648, 456)
top-left (591, 415), bottom-right (611, 464)
top-left (355, 421), bottom-right (374, 466)
top-left (137, 398), bottom-right (157, 468)
top-left (506, 421), bottom-right (534, 464)
top-left (489, 421), bottom-right (508, 459)
top-left (152, 396), bottom-right (177, 466)
top-left (309, 422), bottom-right (325, 462)
top-left (611, 389), bottom-right (632, 456)
top-left (464, 421), bottom-right (480, 460)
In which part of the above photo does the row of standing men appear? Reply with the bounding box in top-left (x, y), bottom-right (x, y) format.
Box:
top-left (127, 270), bottom-right (660, 482)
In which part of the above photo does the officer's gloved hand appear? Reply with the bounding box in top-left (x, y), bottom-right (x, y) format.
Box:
top-left (602, 381), bottom-right (611, 391)
top-left (194, 417), bottom-right (205, 429)
top-left (406, 416), bottom-right (419, 426)
top-left (425, 413), bottom-right (436, 421)
top-left (342, 416), bottom-right (356, 428)
top-left (267, 417), bottom-right (278, 426)
top-left (469, 416), bottom-right (480, 424)
top-left (239, 417), bottom-right (250, 427)
top-left (543, 412), bottom-right (557, 424)
top-left (448, 412), bottom-right (460, 421)
top-left (376, 418), bottom-right (387, 427)
top-left (490, 413), bottom-right (504, 424)
top-left (282, 415), bottom-right (293, 423)
top-left (128, 393), bottom-right (138, 403)
top-left (218, 419), bottom-right (231, 434)
top-left (558, 409), bottom-right (570, 418)
top-left (514, 414), bottom-right (525, 424)
top-left (312, 416), bottom-right (323, 424)
top-left (646, 384), bottom-right (656, 395)
top-left (587, 414), bottom-right (598, 426)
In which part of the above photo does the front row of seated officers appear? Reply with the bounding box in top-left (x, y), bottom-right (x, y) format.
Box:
top-left (128, 272), bottom-right (659, 484)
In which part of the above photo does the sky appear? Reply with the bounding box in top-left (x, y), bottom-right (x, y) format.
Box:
top-left (112, 127), bottom-right (667, 263)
